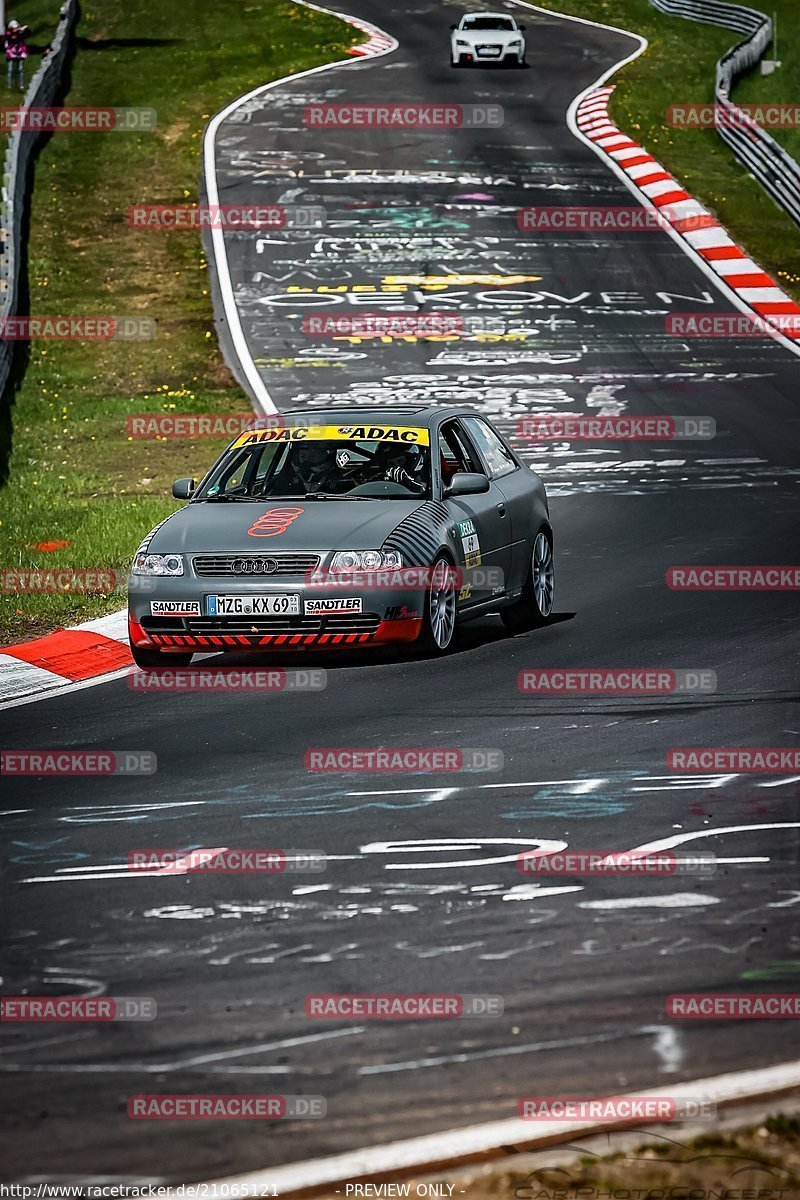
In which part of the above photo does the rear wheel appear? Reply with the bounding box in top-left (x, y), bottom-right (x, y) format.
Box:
top-left (130, 643), bottom-right (193, 669)
top-left (501, 530), bottom-right (554, 633)
top-left (419, 556), bottom-right (458, 655)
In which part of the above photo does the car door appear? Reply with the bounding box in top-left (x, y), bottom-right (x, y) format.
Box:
top-left (438, 419), bottom-right (511, 607)
top-left (460, 416), bottom-right (537, 596)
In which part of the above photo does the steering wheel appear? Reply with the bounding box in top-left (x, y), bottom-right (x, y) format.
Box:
top-left (347, 480), bottom-right (415, 497)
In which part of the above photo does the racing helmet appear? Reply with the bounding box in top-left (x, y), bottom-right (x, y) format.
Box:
top-left (292, 440), bottom-right (335, 490)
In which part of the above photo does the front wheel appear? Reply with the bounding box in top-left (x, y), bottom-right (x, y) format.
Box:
top-left (501, 530), bottom-right (554, 634)
top-left (419, 556), bottom-right (458, 655)
top-left (130, 643), bottom-right (194, 669)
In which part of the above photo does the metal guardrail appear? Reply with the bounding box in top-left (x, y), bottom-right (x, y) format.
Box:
top-left (649, 0), bottom-right (800, 227)
top-left (0, 0), bottom-right (79, 401)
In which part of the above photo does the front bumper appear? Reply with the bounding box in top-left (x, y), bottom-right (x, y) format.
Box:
top-left (453, 43), bottom-right (522, 61)
top-left (128, 573), bottom-right (424, 652)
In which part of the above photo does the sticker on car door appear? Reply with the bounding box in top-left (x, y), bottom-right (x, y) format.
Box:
top-left (457, 518), bottom-right (482, 567)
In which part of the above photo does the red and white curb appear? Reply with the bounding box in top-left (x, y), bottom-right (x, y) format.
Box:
top-left (175, 1059), bottom-right (800, 1197)
top-left (344, 13), bottom-right (395, 56)
top-left (575, 85), bottom-right (800, 348)
top-left (0, 610), bottom-right (131, 708)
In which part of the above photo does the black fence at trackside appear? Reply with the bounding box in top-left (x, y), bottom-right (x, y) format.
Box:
top-left (0, 0), bottom-right (79, 405)
top-left (649, 0), bottom-right (800, 227)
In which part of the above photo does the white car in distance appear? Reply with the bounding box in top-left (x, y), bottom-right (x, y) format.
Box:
top-left (450, 12), bottom-right (527, 67)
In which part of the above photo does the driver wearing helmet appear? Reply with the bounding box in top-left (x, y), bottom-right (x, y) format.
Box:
top-left (277, 441), bottom-right (342, 495)
top-left (368, 442), bottom-right (427, 495)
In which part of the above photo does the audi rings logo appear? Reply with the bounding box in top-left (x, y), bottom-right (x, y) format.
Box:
top-left (231, 557), bottom-right (279, 575)
top-left (247, 507), bottom-right (304, 538)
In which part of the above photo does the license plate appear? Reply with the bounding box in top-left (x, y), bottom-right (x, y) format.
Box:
top-left (207, 594), bottom-right (300, 616)
top-left (478, 47), bottom-right (500, 55)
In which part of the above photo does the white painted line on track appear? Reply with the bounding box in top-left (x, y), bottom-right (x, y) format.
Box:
top-left (203, 3), bottom-right (398, 416)
top-left (0, 662), bottom-right (131, 712)
top-left (0, 1027), bottom-right (366, 1075)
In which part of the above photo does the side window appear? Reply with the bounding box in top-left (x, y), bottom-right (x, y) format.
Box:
top-left (461, 417), bottom-right (516, 479)
top-left (438, 421), bottom-right (483, 484)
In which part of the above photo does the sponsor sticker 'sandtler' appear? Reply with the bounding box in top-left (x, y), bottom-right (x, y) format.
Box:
top-left (151, 600), bottom-right (201, 616)
top-left (305, 597), bottom-right (363, 615)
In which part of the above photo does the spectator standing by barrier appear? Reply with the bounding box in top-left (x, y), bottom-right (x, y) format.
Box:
top-left (5, 18), bottom-right (29, 90)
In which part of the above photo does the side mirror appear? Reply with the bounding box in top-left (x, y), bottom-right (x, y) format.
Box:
top-left (172, 477), bottom-right (196, 500)
top-left (444, 472), bottom-right (491, 497)
top-left (450, 23), bottom-right (457, 29)
top-left (518, 23), bottom-right (527, 30)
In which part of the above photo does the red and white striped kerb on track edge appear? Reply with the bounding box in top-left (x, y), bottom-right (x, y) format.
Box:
top-left (575, 86), bottom-right (800, 341)
top-left (0, 611), bottom-right (131, 706)
top-left (345, 14), bottom-right (395, 56)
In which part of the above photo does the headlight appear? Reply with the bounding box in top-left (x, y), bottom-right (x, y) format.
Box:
top-left (330, 550), bottom-right (403, 572)
top-left (131, 552), bottom-right (184, 577)
top-left (455, 38), bottom-right (469, 45)
top-left (509, 38), bottom-right (522, 45)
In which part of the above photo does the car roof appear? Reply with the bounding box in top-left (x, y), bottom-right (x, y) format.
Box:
top-left (274, 406), bottom-right (486, 428)
top-left (461, 11), bottom-right (516, 17)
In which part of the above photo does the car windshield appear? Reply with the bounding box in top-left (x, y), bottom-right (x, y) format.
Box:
top-left (194, 426), bottom-right (432, 501)
top-left (462, 16), bottom-right (515, 30)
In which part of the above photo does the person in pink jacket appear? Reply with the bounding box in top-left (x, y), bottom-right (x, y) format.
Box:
top-left (5, 19), bottom-right (30, 91)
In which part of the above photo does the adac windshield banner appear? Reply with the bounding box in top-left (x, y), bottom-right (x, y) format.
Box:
top-left (233, 424), bottom-right (430, 448)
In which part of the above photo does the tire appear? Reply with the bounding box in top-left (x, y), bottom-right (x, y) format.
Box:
top-left (419, 555), bottom-right (458, 655)
top-left (501, 529), bottom-right (554, 634)
top-left (130, 643), bottom-right (194, 669)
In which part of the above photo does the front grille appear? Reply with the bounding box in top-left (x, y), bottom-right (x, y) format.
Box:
top-left (477, 43), bottom-right (502, 51)
top-left (142, 613), bottom-right (381, 637)
top-left (193, 553), bottom-right (320, 577)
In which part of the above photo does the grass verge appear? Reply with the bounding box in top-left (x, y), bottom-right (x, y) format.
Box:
top-left (532, 0), bottom-right (800, 300)
top-left (0, 0), bottom-right (363, 646)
